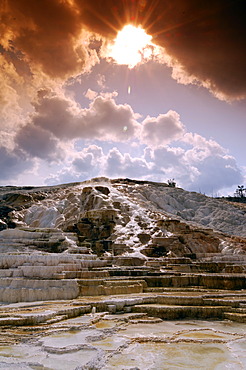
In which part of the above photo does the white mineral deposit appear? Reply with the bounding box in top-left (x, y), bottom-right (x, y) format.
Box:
top-left (0, 178), bottom-right (245, 369)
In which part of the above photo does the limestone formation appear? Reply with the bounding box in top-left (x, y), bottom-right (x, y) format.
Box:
top-left (0, 178), bottom-right (245, 311)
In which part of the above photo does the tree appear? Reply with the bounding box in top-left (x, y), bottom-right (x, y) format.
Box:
top-left (235, 185), bottom-right (246, 198)
top-left (168, 179), bottom-right (176, 187)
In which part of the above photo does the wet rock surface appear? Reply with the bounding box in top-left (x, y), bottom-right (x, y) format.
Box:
top-left (0, 294), bottom-right (246, 369)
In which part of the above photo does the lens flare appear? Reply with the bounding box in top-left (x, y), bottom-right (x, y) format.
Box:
top-left (107, 25), bottom-right (154, 68)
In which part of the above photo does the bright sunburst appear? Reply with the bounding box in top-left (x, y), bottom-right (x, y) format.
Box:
top-left (107, 25), bottom-right (154, 68)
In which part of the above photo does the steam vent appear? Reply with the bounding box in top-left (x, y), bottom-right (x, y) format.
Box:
top-left (0, 178), bottom-right (246, 368)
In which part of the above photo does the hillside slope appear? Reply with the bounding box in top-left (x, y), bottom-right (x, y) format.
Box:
top-left (0, 178), bottom-right (245, 257)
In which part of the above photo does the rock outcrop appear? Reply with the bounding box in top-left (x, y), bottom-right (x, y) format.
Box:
top-left (0, 178), bottom-right (245, 304)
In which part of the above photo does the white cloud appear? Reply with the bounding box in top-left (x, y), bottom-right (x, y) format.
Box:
top-left (42, 136), bottom-right (243, 196)
top-left (0, 146), bottom-right (32, 183)
top-left (144, 146), bottom-right (185, 169)
top-left (141, 110), bottom-right (185, 147)
top-left (183, 147), bottom-right (243, 193)
top-left (0, 78), bottom-right (242, 196)
top-left (45, 145), bottom-right (105, 185)
top-left (45, 168), bottom-right (84, 186)
top-left (183, 133), bottom-right (225, 155)
top-left (97, 74), bottom-right (106, 89)
top-left (23, 90), bottom-right (140, 142)
top-left (144, 131), bottom-right (243, 193)
top-left (15, 124), bottom-right (63, 161)
top-left (105, 147), bottom-right (151, 178)
top-left (84, 89), bottom-right (98, 100)
top-left (72, 145), bottom-right (104, 173)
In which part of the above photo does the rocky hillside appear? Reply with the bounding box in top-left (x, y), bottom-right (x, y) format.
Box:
top-left (0, 177), bottom-right (245, 257)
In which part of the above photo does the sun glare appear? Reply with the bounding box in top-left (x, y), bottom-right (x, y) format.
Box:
top-left (108, 25), bottom-right (154, 68)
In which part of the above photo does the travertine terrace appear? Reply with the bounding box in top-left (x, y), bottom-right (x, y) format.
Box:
top-left (0, 177), bottom-right (245, 303)
top-left (0, 178), bottom-right (246, 368)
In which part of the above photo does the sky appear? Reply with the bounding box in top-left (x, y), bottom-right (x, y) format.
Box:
top-left (0, 0), bottom-right (246, 196)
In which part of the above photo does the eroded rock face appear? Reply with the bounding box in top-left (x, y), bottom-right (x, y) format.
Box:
top-left (0, 179), bottom-right (246, 370)
top-left (0, 178), bottom-right (245, 304)
top-left (0, 178), bottom-right (246, 257)
top-left (0, 278), bottom-right (80, 303)
top-left (0, 227), bottom-right (77, 253)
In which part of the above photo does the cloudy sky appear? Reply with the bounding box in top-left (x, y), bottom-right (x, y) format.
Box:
top-left (0, 0), bottom-right (245, 195)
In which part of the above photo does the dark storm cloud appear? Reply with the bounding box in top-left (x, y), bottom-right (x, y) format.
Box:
top-left (0, 0), bottom-right (97, 78)
top-left (1, 0), bottom-right (245, 98)
top-left (147, 0), bottom-right (246, 100)
top-left (78, 0), bottom-right (246, 100)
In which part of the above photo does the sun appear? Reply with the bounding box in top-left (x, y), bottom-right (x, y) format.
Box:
top-left (107, 25), bottom-right (154, 68)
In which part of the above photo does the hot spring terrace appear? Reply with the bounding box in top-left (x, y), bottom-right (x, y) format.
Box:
top-left (0, 248), bottom-right (246, 325)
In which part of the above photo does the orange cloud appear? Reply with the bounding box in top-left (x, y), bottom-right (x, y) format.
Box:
top-left (1, 0), bottom-right (246, 99)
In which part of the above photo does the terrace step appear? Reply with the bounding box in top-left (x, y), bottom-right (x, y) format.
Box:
top-left (132, 304), bottom-right (227, 320)
top-left (78, 278), bottom-right (147, 296)
top-left (224, 312), bottom-right (246, 323)
top-left (128, 316), bottom-right (163, 324)
top-left (144, 273), bottom-right (246, 290)
top-left (107, 268), bottom-right (154, 277)
top-left (63, 270), bottom-right (110, 279)
top-left (0, 278), bottom-right (80, 303)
